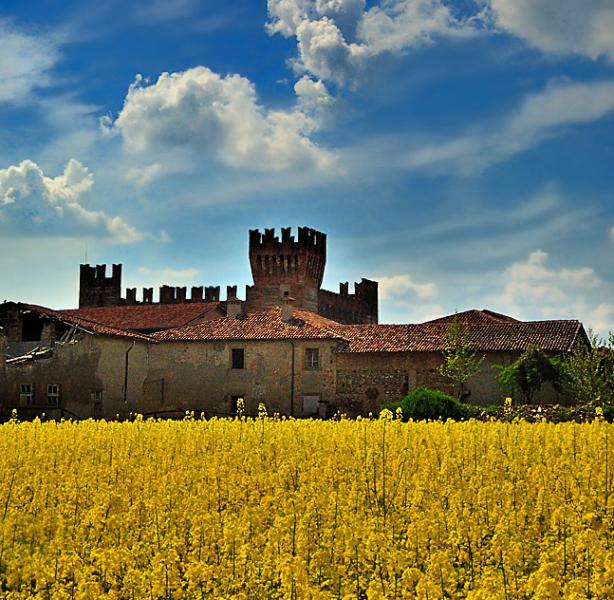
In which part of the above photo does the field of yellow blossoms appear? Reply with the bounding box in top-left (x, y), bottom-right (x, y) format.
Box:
top-left (0, 414), bottom-right (612, 599)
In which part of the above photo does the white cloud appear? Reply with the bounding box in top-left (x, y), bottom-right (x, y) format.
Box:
top-left (137, 266), bottom-right (200, 282)
top-left (586, 304), bottom-right (614, 336)
top-left (267, 0), bottom-right (474, 87)
top-left (102, 67), bottom-right (334, 179)
top-left (0, 19), bottom-right (60, 103)
top-left (0, 159), bottom-right (143, 243)
top-left (378, 273), bottom-right (438, 301)
top-left (485, 0), bottom-right (614, 62)
top-left (610, 225), bottom-right (614, 241)
top-left (491, 250), bottom-right (613, 334)
top-left (406, 78), bottom-right (614, 174)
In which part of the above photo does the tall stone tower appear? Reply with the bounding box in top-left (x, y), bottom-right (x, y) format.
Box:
top-left (246, 227), bottom-right (326, 313)
top-left (79, 264), bottom-right (122, 308)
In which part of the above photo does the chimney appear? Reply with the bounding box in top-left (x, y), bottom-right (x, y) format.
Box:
top-left (226, 299), bottom-right (242, 319)
top-left (281, 292), bottom-right (295, 322)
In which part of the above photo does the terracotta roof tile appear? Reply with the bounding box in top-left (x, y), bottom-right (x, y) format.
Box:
top-left (153, 307), bottom-right (344, 342)
top-left (22, 304), bottom-right (153, 341)
top-left (424, 309), bottom-right (519, 325)
top-left (152, 306), bottom-right (583, 353)
top-left (337, 321), bottom-right (583, 353)
top-left (60, 303), bottom-right (222, 332)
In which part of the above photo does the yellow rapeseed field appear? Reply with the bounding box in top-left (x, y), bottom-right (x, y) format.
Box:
top-left (0, 414), bottom-right (612, 599)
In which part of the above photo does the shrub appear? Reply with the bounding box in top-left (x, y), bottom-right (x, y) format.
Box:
top-left (385, 386), bottom-right (473, 421)
top-left (495, 345), bottom-right (564, 403)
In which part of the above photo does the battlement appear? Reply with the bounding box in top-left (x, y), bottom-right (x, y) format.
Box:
top-left (76, 227), bottom-right (377, 323)
top-left (124, 285), bottom-right (237, 305)
top-left (249, 227), bottom-right (326, 255)
top-left (319, 278), bottom-right (378, 324)
top-left (79, 264), bottom-right (122, 307)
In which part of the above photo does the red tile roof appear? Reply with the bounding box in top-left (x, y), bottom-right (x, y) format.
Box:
top-left (11, 302), bottom-right (584, 353)
top-left (424, 309), bottom-right (519, 324)
top-left (22, 304), bottom-right (153, 341)
top-left (152, 307), bottom-right (344, 342)
top-left (152, 306), bottom-right (584, 353)
top-left (60, 303), bottom-right (222, 332)
top-left (337, 321), bottom-right (584, 353)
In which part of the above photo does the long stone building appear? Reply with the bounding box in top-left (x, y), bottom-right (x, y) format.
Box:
top-left (0, 227), bottom-right (588, 420)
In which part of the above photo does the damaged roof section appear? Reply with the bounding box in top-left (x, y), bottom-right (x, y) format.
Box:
top-left (60, 302), bottom-right (223, 333)
top-left (0, 302), bottom-right (154, 352)
top-left (22, 304), bottom-right (154, 341)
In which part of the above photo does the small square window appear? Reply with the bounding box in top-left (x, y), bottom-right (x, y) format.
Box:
top-left (19, 384), bottom-right (34, 407)
top-left (231, 348), bottom-right (245, 369)
top-left (47, 384), bottom-right (61, 406)
top-left (305, 348), bottom-right (320, 370)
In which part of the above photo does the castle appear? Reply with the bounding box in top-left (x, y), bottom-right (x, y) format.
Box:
top-left (77, 227), bottom-right (378, 326)
top-left (0, 226), bottom-right (587, 420)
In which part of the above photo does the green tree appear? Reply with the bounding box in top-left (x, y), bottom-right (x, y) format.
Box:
top-left (562, 330), bottom-right (613, 404)
top-left (438, 317), bottom-right (484, 402)
top-left (495, 345), bottom-right (564, 404)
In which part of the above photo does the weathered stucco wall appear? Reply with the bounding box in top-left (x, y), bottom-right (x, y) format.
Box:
top-left (146, 339), bottom-right (337, 417)
top-left (3, 334), bottom-right (149, 419)
top-left (334, 350), bottom-right (566, 414)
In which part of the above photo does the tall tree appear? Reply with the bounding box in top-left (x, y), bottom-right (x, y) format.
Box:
top-left (438, 317), bottom-right (484, 402)
top-left (562, 330), bottom-right (613, 404)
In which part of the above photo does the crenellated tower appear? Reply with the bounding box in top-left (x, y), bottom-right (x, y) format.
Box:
top-left (246, 227), bottom-right (326, 313)
top-left (79, 264), bottom-right (122, 308)
top-left (76, 227), bottom-right (378, 323)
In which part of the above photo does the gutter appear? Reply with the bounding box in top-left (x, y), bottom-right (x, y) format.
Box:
top-left (290, 341), bottom-right (295, 417)
top-left (123, 340), bottom-right (136, 404)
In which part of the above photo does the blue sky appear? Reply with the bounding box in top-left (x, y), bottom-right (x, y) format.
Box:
top-left (0, 0), bottom-right (612, 334)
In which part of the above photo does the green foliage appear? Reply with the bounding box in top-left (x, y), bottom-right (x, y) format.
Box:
top-left (385, 386), bottom-right (473, 421)
top-left (561, 330), bottom-right (613, 404)
top-left (495, 345), bottom-right (564, 403)
top-left (438, 316), bottom-right (484, 401)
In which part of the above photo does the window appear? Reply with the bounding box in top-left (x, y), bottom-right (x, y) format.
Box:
top-left (305, 348), bottom-right (320, 370)
top-left (231, 348), bottom-right (245, 369)
top-left (47, 384), bottom-right (61, 406)
top-left (19, 384), bottom-right (34, 407)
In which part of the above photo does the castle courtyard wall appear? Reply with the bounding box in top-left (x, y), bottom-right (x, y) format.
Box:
top-left (146, 339), bottom-right (338, 417)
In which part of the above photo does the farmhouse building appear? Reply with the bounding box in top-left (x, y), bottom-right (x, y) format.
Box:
top-left (0, 227), bottom-right (588, 420)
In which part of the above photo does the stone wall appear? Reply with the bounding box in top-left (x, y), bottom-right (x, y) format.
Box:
top-left (334, 350), bottom-right (567, 415)
top-left (3, 334), bottom-right (150, 419)
top-left (146, 338), bottom-right (338, 417)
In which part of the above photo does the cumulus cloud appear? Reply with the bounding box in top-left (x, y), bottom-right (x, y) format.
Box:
top-left (0, 19), bottom-right (60, 103)
top-left (0, 159), bottom-right (143, 243)
top-left (102, 67), bottom-right (334, 179)
top-left (492, 250), bottom-right (613, 334)
top-left (485, 0), bottom-right (614, 62)
top-left (267, 0), bottom-right (473, 87)
top-left (378, 273), bottom-right (438, 301)
top-left (406, 78), bottom-right (614, 174)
